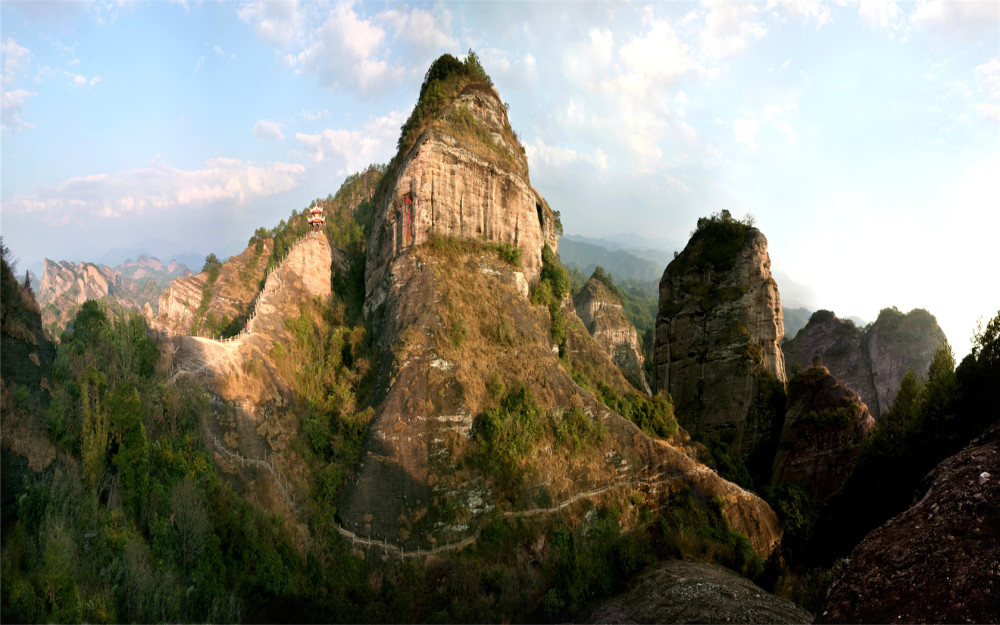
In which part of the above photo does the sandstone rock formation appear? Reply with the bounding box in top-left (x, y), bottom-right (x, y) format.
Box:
top-left (343, 79), bottom-right (782, 560)
top-left (163, 234), bottom-right (337, 546)
top-left (783, 308), bottom-right (947, 418)
top-left (37, 255), bottom-right (190, 337)
top-left (574, 276), bottom-right (651, 393)
top-left (363, 82), bottom-right (559, 318)
top-left (771, 365), bottom-right (875, 503)
top-left (583, 560), bottom-right (812, 624)
top-left (818, 421), bottom-right (1000, 624)
top-left (653, 215), bottom-right (786, 459)
top-left (344, 243), bottom-right (783, 559)
top-left (152, 239), bottom-right (272, 335)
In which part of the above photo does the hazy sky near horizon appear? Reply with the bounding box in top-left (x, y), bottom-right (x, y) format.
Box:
top-left (1, 0), bottom-right (998, 357)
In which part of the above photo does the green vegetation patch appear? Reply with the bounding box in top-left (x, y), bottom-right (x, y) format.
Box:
top-left (595, 381), bottom-right (678, 439)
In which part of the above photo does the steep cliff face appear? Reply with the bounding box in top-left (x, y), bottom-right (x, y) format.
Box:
top-left (818, 421), bottom-right (1000, 624)
top-left (37, 256), bottom-right (190, 337)
top-left (652, 215), bottom-right (786, 459)
top-left (364, 83), bottom-right (559, 318)
top-left (867, 307), bottom-right (947, 417)
top-left (782, 308), bottom-right (946, 418)
top-left (152, 239), bottom-right (272, 335)
top-left (771, 365), bottom-right (874, 503)
top-left (574, 277), bottom-right (651, 394)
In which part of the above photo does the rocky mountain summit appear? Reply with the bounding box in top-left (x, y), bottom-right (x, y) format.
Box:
top-left (653, 211), bottom-right (786, 460)
top-left (783, 307), bottom-right (947, 418)
top-left (363, 80), bottom-right (559, 318)
top-left (574, 275), bottom-right (651, 393)
top-left (772, 365), bottom-right (875, 503)
top-left (36, 255), bottom-right (190, 337)
top-left (338, 60), bottom-right (781, 560)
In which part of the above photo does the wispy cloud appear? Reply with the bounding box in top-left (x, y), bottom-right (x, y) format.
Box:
top-left (2, 158), bottom-right (306, 223)
top-left (253, 119), bottom-right (285, 141)
top-left (295, 109), bottom-right (408, 174)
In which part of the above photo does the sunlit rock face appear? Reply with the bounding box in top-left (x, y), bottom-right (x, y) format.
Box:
top-left (363, 84), bottom-right (559, 319)
top-left (653, 225), bottom-right (786, 459)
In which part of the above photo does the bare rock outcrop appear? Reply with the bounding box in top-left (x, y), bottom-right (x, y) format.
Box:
top-left (653, 215), bottom-right (786, 459)
top-left (37, 256), bottom-right (190, 337)
top-left (771, 365), bottom-right (874, 503)
top-left (345, 243), bottom-right (783, 559)
top-left (582, 560), bottom-right (812, 624)
top-left (782, 307), bottom-right (947, 418)
top-left (363, 83), bottom-right (559, 318)
top-left (152, 239), bottom-right (272, 335)
top-left (574, 277), bottom-right (650, 393)
top-left (818, 421), bottom-right (1000, 624)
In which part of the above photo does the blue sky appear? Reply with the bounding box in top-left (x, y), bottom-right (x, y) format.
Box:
top-left (2, 0), bottom-right (998, 357)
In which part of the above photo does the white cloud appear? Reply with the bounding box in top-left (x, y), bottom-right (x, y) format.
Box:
top-left (237, 0), bottom-right (302, 48)
top-left (1, 88), bottom-right (36, 132)
top-left (287, 3), bottom-right (403, 97)
top-left (617, 18), bottom-right (696, 95)
top-left (295, 109), bottom-right (408, 174)
top-left (213, 44), bottom-right (223, 55)
top-left (974, 57), bottom-right (1000, 122)
top-left (858, 0), bottom-right (904, 31)
top-left (733, 117), bottom-right (760, 149)
top-left (382, 5), bottom-right (457, 69)
top-left (766, 0), bottom-right (833, 27)
top-left (2, 158), bottom-right (306, 223)
top-left (194, 56), bottom-right (204, 72)
top-left (700, 0), bottom-right (767, 59)
top-left (2, 38), bottom-right (32, 86)
top-left (781, 59), bottom-right (792, 70)
top-left (60, 69), bottom-right (101, 88)
top-left (525, 138), bottom-right (608, 171)
top-left (253, 119), bottom-right (285, 141)
top-left (912, 0), bottom-right (1000, 39)
top-left (301, 109), bottom-right (329, 122)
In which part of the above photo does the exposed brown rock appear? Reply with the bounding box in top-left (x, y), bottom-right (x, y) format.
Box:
top-left (653, 221), bottom-right (786, 459)
top-left (818, 421), bottom-right (1000, 624)
top-left (152, 239), bottom-right (272, 335)
top-left (771, 365), bottom-right (874, 503)
top-left (364, 83), bottom-right (559, 318)
top-left (582, 559), bottom-right (812, 624)
top-left (574, 277), bottom-right (651, 394)
top-left (782, 308), bottom-right (947, 419)
top-left (343, 242), bottom-right (783, 559)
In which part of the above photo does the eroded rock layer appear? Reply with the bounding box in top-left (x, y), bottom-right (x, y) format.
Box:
top-left (653, 223), bottom-right (786, 458)
top-left (364, 84), bottom-right (559, 318)
top-left (574, 277), bottom-right (650, 394)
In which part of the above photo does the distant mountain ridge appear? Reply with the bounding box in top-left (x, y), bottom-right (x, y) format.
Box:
top-left (37, 255), bottom-right (191, 337)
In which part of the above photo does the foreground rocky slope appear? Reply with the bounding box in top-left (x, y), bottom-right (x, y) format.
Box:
top-left (818, 421), bottom-right (1000, 623)
top-left (574, 276), bottom-right (651, 393)
top-left (783, 308), bottom-right (947, 418)
top-left (583, 560), bottom-right (812, 624)
top-left (37, 255), bottom-right (190, 337)
top-left (771, 365), bottom-right (874, 503)
top-left (653, 212), bottom-right (786, 459)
